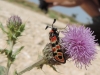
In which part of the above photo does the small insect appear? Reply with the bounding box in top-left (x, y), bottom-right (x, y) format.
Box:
top-left (45, 19), bottom-right (66, 63)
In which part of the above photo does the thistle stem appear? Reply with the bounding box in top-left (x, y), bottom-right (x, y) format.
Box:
top-left (7, 40), bottom-right (14, 75)
top-left (18, 58), bottom-right (45, 75)
top-left (7, 60), bottom-right (11, 75)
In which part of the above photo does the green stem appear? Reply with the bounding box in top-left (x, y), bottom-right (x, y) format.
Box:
top-left (10, 41), bottom-right (14, 50)
top-left (7, 40), bottom-right (14, 75)
top-left (7, 60), bottom-right (11, 75)
top-left (18, 58), bottom-right (45, 75)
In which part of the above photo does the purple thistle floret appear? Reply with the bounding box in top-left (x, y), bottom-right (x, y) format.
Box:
top-left (61, 25), bottom-right (97, 68)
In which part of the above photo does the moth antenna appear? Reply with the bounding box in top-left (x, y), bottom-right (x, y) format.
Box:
top-left (45, 25), bottom-right (49, 30)
top-left (52, 19), bottom-right (56, 28)
top-left (45, 25), bottom-right (52, 30)
top-left (45, 19), bottom-right (56, 30)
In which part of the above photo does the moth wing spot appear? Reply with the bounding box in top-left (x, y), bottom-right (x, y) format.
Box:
top-left (50, 36), bottom-right (57, 42)
top-left (58, 56), bottom-right (62, 59)
top-left (56, 45), bottom-right (60, 49)
top-left (57, 52), bottom-right (63, 56)
top-left (52, 47), bottom-right (56, 52)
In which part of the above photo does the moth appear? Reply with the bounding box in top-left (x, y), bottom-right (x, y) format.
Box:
top-left (45, 19), bottom-right (66, 63)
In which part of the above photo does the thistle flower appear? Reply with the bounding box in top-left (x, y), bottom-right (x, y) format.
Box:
top-left (7, 15), bottom-right (22, 27)
top-left (61, 25), bottom-right (97, 68)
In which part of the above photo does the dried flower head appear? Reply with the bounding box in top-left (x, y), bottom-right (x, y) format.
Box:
top-left (61, 25), bottom-right (97, 68)
top-left (7, 15), bottom-right (22, 26)
top-left (43, 43), bottom-right (62, 65)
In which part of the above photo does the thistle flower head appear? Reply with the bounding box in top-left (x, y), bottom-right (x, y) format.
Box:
top-left (6, 15), bottom-right (25, 44)
top-left (43, 43), bottom-right (62, 65)
top-left (61, 25), bottom-right (97, 68)
top-left (7, 15), bottom-right (22, 26)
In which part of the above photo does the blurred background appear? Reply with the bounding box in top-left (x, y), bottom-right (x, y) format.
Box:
top-left (0, 0), bottom-right (100, 75)
top-left (5, 0), bottom-right (93, 24)
top-left (29, 0), bottom-right (92, 24)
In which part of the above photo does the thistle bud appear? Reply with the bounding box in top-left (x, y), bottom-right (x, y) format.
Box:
top-left (6, 15), bottom-right (25, 44)
top-left (7, 15), bottom-right (22, 27)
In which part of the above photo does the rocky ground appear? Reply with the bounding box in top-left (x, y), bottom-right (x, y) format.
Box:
top-left (0, 0), bottom-right (100, 75)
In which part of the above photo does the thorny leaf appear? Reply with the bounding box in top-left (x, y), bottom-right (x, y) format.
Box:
top-left (0, 49), bottom-right (10, 55)
top-left (19, 24), bottom-right (25, 32)
top-left (49, 65), bottom-right (58, 73)
top-left (12, 46), bottom-right (24, 57)
top-left (0, 23), bottom-right (7, 33)
top-left (0, 66), bottom-right (7, 75)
